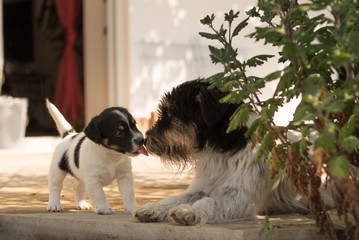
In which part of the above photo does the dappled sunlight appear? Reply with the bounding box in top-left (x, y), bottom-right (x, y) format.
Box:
top-left (0, 171), bottom-right (188, 214)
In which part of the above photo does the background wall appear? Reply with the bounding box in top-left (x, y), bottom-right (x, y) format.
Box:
top-left (84, 0), bottom-right (300, 127)
top-left (128, 0), bottom-right (293, 122)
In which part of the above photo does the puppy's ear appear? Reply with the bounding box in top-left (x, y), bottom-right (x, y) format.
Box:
top-left (84, 116), bottom-right (102, 144)
top-left (197, 88), bottom-right (229, 126)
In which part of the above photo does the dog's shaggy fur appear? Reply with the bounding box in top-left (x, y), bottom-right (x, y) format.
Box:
top-left (133, 79), bottom-right (336, 225)
top-left (46, 100), bottom-right (147, 214)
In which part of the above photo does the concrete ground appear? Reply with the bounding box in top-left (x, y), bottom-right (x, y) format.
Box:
top-left (0, 137), bottom-right (346, 239)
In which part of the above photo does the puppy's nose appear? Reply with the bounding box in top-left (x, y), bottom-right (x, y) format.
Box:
top-left (134, 136), bottom-right (145, 145)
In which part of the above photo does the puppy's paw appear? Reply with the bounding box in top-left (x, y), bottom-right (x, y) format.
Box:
top-left (47, 202), bottom-right (63, 212)
top-left (124, 202), bottom-right (138, 214)
top-left (169, 204), bottom-right (199, 226)
top-left (76, 200), bottom-right (92, 210)
top-left (95, 204), bottom-right (115, 215)
top-left (132, 203), bottom-right (168, 222)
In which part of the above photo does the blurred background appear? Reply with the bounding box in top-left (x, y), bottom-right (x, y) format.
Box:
top-left (0, 0), bottom-right (297, 145)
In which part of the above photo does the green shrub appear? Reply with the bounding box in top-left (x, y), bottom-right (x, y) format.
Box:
top-left (200, 0), bottom-right (359, 239)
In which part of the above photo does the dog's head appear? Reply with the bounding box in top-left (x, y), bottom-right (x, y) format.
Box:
top-left (145, 79), bottom-right (249, 168)
top-left (84, 107), bottom-right (148, 156)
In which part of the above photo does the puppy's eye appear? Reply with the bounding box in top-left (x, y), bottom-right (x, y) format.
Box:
top-left (116, 125), bottom-right (125, 137)
top-left (115, 130), bottom-right (124, 137)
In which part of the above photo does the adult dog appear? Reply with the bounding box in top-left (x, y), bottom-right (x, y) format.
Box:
top-left (46, 100), bottom-right (148, 214)
top-left (133, 79), bottom-right (335, 225)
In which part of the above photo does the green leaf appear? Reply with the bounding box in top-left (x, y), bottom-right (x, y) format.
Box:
top-left (220, 90), bottom-right (247, 104)
top-left (246, 54), bottom-right (275, 67)
top-left (264, 70), bottom-right (281, 82)
top-left (275, 68), bottom-right (295, 94)
top-left (283, 41), bottom-right (296, 58)
top-left (341, 136), bottom-right (359, 153)
top-left (325, 99), bottom-right (346, 113)
top-left (208, 45), bottom-right (237, 65)
top-left (200, 14), bottom-right (215, 25)
top-left (224, 10), bottom-right (239, 24)
top-left (297, 3), bottom-right (327, 12)
top-left (199, 32), bottom-right (218, 40)
top-left (255, 132), bottom-right (274, 163)
top-left (328, 156), bottom-right (349, 179)
top-left (245, 118), bottom-right (261, 138)
top-left (248, 27), bottom-right (284, 46)
top-left (341, 116), bottom-right (356, 138)
top-left (314, 133), bottom-right (337, 155)
top-left (227, 104), bottom-right (250, 133)
top-left (354, 105), bottom-right (359, 118)
top-left (292, 103), bottom-right (316, 123)
top-left (303, 75), bottom-right (325, 97)
top-left (232, 17), bottom-right (249, 37)
top-left (324, 123), bottom-right (338, 135)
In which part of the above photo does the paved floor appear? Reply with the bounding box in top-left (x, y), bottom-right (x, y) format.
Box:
top-left (0, 137), bottom-right (191, 214)
top-left (0, 137), bottom-right (346, 239)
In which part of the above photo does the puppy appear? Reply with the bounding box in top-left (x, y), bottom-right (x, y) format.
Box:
top-left (46, 100), bottom-right (148, 214)
top-left (133, 79), bottom-right (336, 225)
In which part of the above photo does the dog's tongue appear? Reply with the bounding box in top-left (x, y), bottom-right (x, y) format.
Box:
top-left (137, 145), bottom-right (149, 156)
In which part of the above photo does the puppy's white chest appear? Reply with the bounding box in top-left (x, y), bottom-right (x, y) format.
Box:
top-left (98, 167), bottom-right (117, 185)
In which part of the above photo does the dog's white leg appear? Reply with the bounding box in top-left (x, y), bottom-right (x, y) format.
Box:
top-left (84, 178), bottom-right (114, 215)
top-left (47, 170), bottom-right (67, 212)
top-left (133, 190), bottom-right (204, 222)
top-left (169, 194), bottom-right (259, 226)
top-left (117, 172), bottom-right (137, 214)
top-left (74, 180), bottom-right (92, 210)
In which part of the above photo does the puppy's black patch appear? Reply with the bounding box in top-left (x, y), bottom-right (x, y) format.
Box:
top-left (59, 151), bottom-right (76, 178)
top-left (74, 136), bottom-right (86, 168)
top-left (62, 129), bottom-right (75, 139)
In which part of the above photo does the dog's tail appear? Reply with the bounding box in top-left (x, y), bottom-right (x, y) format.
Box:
top-left (45, 99), bottom-right (74, 138)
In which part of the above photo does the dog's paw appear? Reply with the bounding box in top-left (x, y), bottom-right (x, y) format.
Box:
top-left (169, 204), bottom-right (199, 226)
top-left (76, 200), bottom-right (92, 210)
top-left (47, 202), bottom-right (63, 212)
top-left (95, 204), bottom-right (115, 215)
top-left (132, 203), bottom-right (168, 222)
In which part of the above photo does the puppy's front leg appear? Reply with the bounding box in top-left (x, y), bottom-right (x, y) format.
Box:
top-left (85, 178), bottom-right (114, 215)
top-left (117, 172), bottom-right (137, 214)
top-left (74, 180), bottom-right (92, 210)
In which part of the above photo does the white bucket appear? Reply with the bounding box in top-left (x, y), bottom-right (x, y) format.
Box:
top-left (0, 96), bottom-right (28, 148)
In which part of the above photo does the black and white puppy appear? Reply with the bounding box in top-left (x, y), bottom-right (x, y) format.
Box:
top-left (133, 79), bottom-right (335, 225)
top-left (46, 100), bottom-right (148, 214)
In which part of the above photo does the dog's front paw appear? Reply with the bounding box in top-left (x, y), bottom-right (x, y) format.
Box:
top-left (76, 200), bottom-right (92, 210)
top-left (133, 203), bottom-right (168, 222)
top-left (169, 204), bottom-right (199, 226)
top-left (95, 204), bottom-right (115, 215)
top-left (47, 201), bottom-right (63, 212)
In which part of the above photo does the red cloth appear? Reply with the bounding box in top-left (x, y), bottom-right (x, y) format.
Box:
top-left (54, 0), bottom-right (83, 121)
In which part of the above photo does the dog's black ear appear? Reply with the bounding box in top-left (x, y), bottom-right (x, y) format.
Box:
top-left (197, 88), bottom-right (229, 126)
top-left (84, 116), bottom-right (102, 144)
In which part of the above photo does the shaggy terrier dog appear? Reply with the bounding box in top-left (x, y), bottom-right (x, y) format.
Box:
top-left (133, 79), bottom-right (335, 225)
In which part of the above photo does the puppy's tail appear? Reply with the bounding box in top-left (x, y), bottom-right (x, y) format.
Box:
top-left (45, 99), bottom-right (74, 138)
